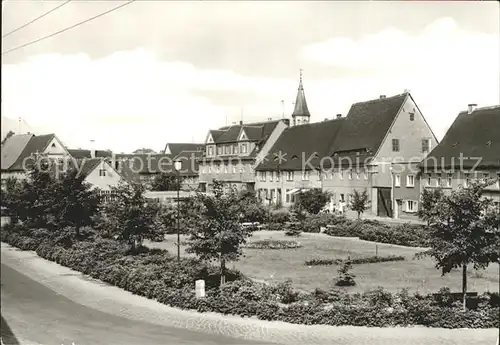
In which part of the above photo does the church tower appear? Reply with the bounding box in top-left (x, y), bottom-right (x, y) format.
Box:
top-left (291, 69), bottom-right (311, 126)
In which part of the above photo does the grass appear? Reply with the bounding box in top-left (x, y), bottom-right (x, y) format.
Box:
top-left (145, 231), bottom-right (500, 294)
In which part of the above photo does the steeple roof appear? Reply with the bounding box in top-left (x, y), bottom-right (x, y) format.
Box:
top-left (291, 69), bottom-right (311, 118)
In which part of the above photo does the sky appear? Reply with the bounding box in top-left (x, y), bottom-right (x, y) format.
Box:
top-left (1, 1), bottom-right (499, 153)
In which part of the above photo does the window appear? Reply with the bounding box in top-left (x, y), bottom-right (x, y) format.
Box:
top-left (392, 139), bottom-right (400, 152)
top-left (224, 165), bottom-right (228, 173)
top-left (232, 165), bottom-right (236, 174)
top-left (482, 172), bottom-right (490, 183)
top-left (339, 169), bottom-right (344, 180)
top-left (356, 171), bottom-right (360, 180)
top-left (232, 144), bottom-right (238, 154)
top-left (364, 171), bottom-right (368, 180)
top-left (269, 171), bottom-right (274, 182)
top-left (497, 173), bottom-right (500, 189)
top-left (207, 146), bottom-right (214, 156)
top-left (421, 139), bottom-right (430, 153)
top-left (286, 171), bottom-right (294, 181)
top-left (340, 194), bottom-right (345, 202)
top-left (285, 189), bottom-right (290, 203)
top-left (302, 170), bottom-right (310, 181)
top-left (437, 174), bottom-right (442, 187)
top-left (317, 171), bottom-right (322, 181)
top-left (427, 174), bottom-right (431, 186)
top-left (348, 170), bottom-right (353, 180)
top-left (208, 166), bottom-right (212, 173)
top-left (406, 200), bottom-right (417, 213)
top-left (51, 143), bottom-right (56, 148)
top-left (259, 171), bottom-right (266, 182)
top-left (409, 112), bottom-right (415, 121)
top-left (446, 173), bottom-right (452, 187)
top-left (217, 146), bottom-right (223, 155)
top-left (224, 145), bottom-right (230, 154)
top-left (215, 165), bottom-right (220, 174)
top-left (464, 173), bottom-right (470, 187)
top-left (241, 143), bottom-right (248, 153)
top-left (395, 174), bottom-right (401, 187)
top-left (99, 169), bottom-right (106, 177)
top-left (240, 166), bottom-right (244, 173)
top-left (406, 175), bottom-right (415, 187)
top-left (276, 171), bottom-right (280, 182)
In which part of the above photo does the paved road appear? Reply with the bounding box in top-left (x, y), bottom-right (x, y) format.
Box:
top-left (0, 264), bottom-right (271, 345)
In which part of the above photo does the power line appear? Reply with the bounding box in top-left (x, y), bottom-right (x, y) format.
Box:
top-left (2, 0), bottom-right (72, 39)
top-left (2, 0), bottom-right (136, 56)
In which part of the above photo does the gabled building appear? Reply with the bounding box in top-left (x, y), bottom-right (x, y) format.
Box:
top-left (163, 143), bottom-right (204, 156)
top-left (198, 118), bottom-right (289, 193)
top-left (291, 69), bottom-right (311, 126)
top-left (1, 133), bottom-right (71, 184)
top-left (420, 104), bottom-right (500, 208)
top-left (255, 90), bottom-right (438, 218)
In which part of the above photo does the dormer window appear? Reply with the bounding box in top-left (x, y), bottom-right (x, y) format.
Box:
top-left (232, 144), bottom-right (238, 154)
top-left (207, 146), bottom-right (214, 156)
top-left (241, 143), bottom-right (248, 154)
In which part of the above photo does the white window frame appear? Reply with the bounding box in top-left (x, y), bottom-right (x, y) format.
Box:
top-left (269, 171), bottom-right (274, 182)
top-left (348, 170), bottom-right (353, 180)
top-left (260, 171), bottom-right (266, 182)
top-left (302, 170), bottom-right (310, 181)
top-left (241, 143), bottom-right (248, 154)
top-left (99, 169), bottom-right (106, 177)
top-left (427, 174), bottom-right (431, 186)
top-left (446, 173), bottom-right (452, 187)
top-left (406, 200), bottom-right (417, 213)
top-left (286, 171), bottom-right (294, 181)
top-left (406, 174), bottom-right (415, 187)
top-left (339, 170), bottom-right (344, 180)
top-left (394, 174), bottom-right (401, 187)
top-left (232, 165), bottom-right (236, 174)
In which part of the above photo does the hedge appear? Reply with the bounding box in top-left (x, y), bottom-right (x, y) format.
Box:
top-left (244, 239), bottom-right (302, 249)
top-left (1, 225), bottom-right (498, 329)
top-left (305, 255), bottom-right (405, 266)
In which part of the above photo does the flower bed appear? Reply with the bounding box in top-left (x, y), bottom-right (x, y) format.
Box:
top-left (244, 239), bottom-right (302, 249)
top-left (1, 225), bottom-right (498, 329)
top-left (305, 255), bottom-right (405, 266)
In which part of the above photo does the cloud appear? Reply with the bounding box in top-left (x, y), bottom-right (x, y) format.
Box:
top-left (300, 17), bottom-right (500, 137)
top-left (2, 17), bottom-right (498, 153)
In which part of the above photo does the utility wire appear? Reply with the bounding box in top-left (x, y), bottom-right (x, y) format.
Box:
top-left (2, 0), bottom-right (72, 39)
top-left (2, 0), bottom-right (136, 56)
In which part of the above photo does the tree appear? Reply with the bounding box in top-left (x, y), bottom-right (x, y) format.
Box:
top-left (237, 190), bottom-right (269, 223)
top-left (101, 182), bottom-right (161, 251)
top-left (418, 188), bottom-right (445, 225)
top-left (416, 181), bottom-right (500, 310)
top-left (53, 168), bottom-right (101, 236)
top-left (294, 188), bottom-right (331, 215)
top-left (150, 173), bottom-right (182, 191)
top-left (1, 130), bottom-right (15, 146)
top-left (349, 189), bottom-right (371, 219)
top-left (185, 180), bottom-right (252, 286)
top-left (335, 258), bottom-right (356, 286)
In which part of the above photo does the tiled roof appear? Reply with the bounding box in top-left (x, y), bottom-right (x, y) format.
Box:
top-left (211, 120), bottom-right (281, 144)
top-left (163, 143), bottom-right (204, 156)
top-left (1, 133), bottom-right (34, 170)
top-left (256, 118), bottom-right (345, 171)
top-left (329, 93), bottom-right (408, 156)
top-left (7, 134), bottom-right (57, 171)
top-left (67, 149), bottom-right (113, 159)
top-left (173, 150), bottom-right (202, 176)
top-left (421, 105), bottom-right (500, 170)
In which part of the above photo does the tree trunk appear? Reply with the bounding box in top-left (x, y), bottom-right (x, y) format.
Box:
top-left (357, 211), bottom-right (361, 220)
top-left (220, 258), bottom-right (226, 286)
top-left (75, 223), bottom-right (80, 237)
top-left (462, 264), bottom-right (467, 311)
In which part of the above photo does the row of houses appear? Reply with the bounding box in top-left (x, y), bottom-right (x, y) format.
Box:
top-left (1, 73), bottom-right (499, 218)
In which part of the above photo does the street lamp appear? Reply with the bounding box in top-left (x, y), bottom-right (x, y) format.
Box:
top-left (174, 160), bottom-right (182, 262)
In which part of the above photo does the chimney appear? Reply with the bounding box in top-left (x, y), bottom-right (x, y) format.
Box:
top-left (239, 120), bottom-right (243, 125)
top-left (336, 114), bottom-right (342, 119)
top-left (90, 140), bottom-right (96, 158)
top-left (283, 119), bottom-right (290, 127)
top-left (404, 89), bottom-right (411, 93)
top-left (467, 103), bottom-right (477, 114)
top-left (379, 95), bottom-right (386, 99)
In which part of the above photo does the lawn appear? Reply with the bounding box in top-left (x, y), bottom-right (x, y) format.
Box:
top-left (145, 231), bottom-right (499, 294)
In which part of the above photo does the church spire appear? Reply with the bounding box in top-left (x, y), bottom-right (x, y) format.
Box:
top-left (291, 68), bottom-right (310, 126)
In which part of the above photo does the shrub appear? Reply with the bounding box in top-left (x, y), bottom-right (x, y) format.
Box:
top-left (335, 259), bottom-right (356, 286)
top-left (324, 219), bottom-right (429, 247)
top-left (268, 209), bottom-right (290, 224)
top-left (244, 239), bottom-right (302, 249)
top-left (301, 213), bottom-right (340, 233)
top-left (284, 222), bottom-right (302, 237)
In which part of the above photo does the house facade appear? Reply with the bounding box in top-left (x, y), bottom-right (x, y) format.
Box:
top-left (198, 119), bottom-right (289, 193)
top-left (420, 104), bottom-right (500, 208)
top-left (255, 91), bottom-right (438, 218)
top-left (391, 161), bottom-right (422, 220)
top-left (1, 133), bottom-right (71, 186)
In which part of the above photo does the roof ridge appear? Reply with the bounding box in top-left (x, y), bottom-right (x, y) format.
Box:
top-left (352, 93), bottom-right (407, 106)
top-left (459, 104), bottom-right (500, 114)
